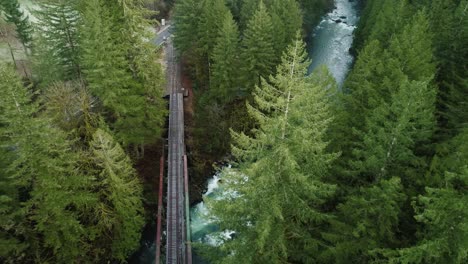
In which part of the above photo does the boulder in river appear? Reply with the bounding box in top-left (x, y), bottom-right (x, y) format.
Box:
top-left (334, 19), bottom-right (342, 23)
top-left (340, 16), bottom-right (347, 19)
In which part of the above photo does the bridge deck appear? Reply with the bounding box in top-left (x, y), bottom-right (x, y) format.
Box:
top-left (165, 37), bottom-right (190, 264)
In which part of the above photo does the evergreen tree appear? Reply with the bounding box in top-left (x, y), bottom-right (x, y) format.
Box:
top-left (198, 0), bottom-right (230, 58)
top-left (0, 122), bottom-right (26, 263)
top-left (367, 0), bottom-right (411, 48)
top-left (81, 0), bottom-right (166, 148)
top-left (385, 130), bottom-right (468, 264)
top-left (430, 0), bottom-right (468, 140)
top-left (172, 0), bottom-right (203, 55)
top-left (333, 39), bottom-right (386, 177)
top-left (353, 0), bottom-right (411, 51)
top-left (210, 11), bottom-right (241, 103)
top-left (42, 81), bottom-right (99, 140)
top-left (350, 78), bottom-right (435, 186)
top-left (0, 63), bottom-right (95, 263)
top-left (33, 0), bottom-right (83, 82)
top-left (112, 0), bottom-right (167, 148)
top-left (226, 0), bottom-right (242, 21)
top-left (268, 0), bottom-right (303, 59)
top-left (339, 11), bottom-right (436, 183)
top-left (31, 34), bottom-right (63, 85)
top-left (325, 10), bottom-right (438, 263)
top-left (208, 37), bottom-right (338, 263)
top-left (322, 177), bottom-right (405, 264)
top-left (240, 1), bottom-right (275, 92)
top-left (0, 0), bottom-right (33, 50)
top-left (89, 128), bottom-right (145, 261)
top-left (239, 0), bottom-right (260, 30)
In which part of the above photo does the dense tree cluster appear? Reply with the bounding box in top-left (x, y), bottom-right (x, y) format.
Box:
top-left (1, 0), bottom-right (466, 263)
top-left (172, 0), bottom-right (331, 180)
top-left (177, 0), bottom-right (466, 263)
top-left (0, 0), bottom-right (165, 262)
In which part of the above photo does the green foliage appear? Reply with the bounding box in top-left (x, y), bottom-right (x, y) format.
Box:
top-left (340, 11), bottom-right (436, 183)
top-left (322, 178), bottom-right (405, 264)
top-left (210, 11), bottom-right (241, 103)
top-left (80, 0), bottom-right (167, 147)
top-left (324, 8), bottom-right (439, 263)
top-left (198, 0), bottom-right (230, 57)
top-left (239, 0), bottom-right (260, 30)
top-left (378, 130), bottom-right (468, 263)
top-left (384, 168), bottom-right (468, 264)
top-left (353, 0), bottom-right (411, 51)
top-left (268, 0), bottom-right (303, 59)
top-left (430, 0), bottom-right (468, 140)
top-left (33, 0), bottom-right (83, 83)
top-left (350, 79), bottom-right (435, 184)
top-left (0, 0), bottom-right (33, 49)
top-left (31, 34), bottom-right (63, 85)
top-left (172, 0), bottom-right (202, 55)
top-left (207, 37), bottom-right (338, 263)
top-left (240, 1), bottom-right (275, 92)
top-left (89, 128), bottom-right (145, 261)
top-left (0, 63), bottom-right (95, 263)
top-left (41, 81), bottom-right (99, 140)
top-left (1, 0), bottom-right (165, 262)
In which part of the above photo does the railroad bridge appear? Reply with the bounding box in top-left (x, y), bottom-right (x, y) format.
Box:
top-left (155, 26), bottom-right (192, 264)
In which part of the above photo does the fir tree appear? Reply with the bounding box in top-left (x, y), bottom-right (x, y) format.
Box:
top-left (385, 129), bottom-right (468, 264)
top-left (322, 178), bottom-right (405, 264)
top-left (333, 39), bottom-right (386, 177)
top-left (240, 1), bottom-right (275, 92)
top-left (89, 128), bottom-right (145, 261)
top-left (31, 34), bottom-right (63, 85)
top-left (339, 11), bottom-right (436, 184)
top-left (367, 0), bottom-right (411, 48)
top-left (210, 11), bottom-right (241, 103)
top-left (42, 81), bottom-right (99, 140)
top-left (430, 0), bottom-right (468, 140)
top-left (208, 37), bottom-right (338, 263)
top-left (239, 0), bottom-right (260, 30)
top-left (268, 0), bottom-right (303, 59)
top-left (172, 0), bottom-right (202, 55)
top-left (33, 0), bottom-right (83, 82)
top-left (0, 0), bottom-right (33, 50)
top-left (325, 10), bottom-right (438, 264)
top-left (198, 0), bottom-right (230, 58)
top-left (81, 0), bottom-right (166, 148)
top-left (0, 63), bottom-right (95, 263)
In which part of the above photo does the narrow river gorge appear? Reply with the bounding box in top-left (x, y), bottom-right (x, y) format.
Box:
top-left (128, 0), bottom-right (361, 263)
top-left (189, 0), bottom-right (361, 263)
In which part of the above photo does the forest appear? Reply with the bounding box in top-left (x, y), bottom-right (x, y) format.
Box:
top-left (0, 0), bottom-right (166, 262)
top-left (0, 0), bottom-right (467, 263)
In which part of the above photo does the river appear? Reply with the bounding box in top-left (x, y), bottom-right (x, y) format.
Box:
top-left (189, 1), bottom-right (360, 263)
top-left (132, 0), bottom-right (360, 263)
top-left (307, 0), bottom-right (360, 85)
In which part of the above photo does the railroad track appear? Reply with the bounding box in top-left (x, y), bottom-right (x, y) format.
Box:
top-left (165, 38), bottom-right (188, 264)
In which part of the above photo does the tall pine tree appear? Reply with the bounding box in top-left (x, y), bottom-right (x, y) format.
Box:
top-left (210, 11), bottom-right (241, 103)
top-left (33, 0), bottom-right (82, 83)
top-left (81, 0), bottom-right (166, 148)
top-left (88, 128), bottom-right (145, 261)
top-left (0, 0), bottom-right (33, 50)
top-left (0, 63), bottom-right (95, 263)
top-left (240, 1), bottom-right (275, 92)
top-left (208, 37), bottom-right (338, 263)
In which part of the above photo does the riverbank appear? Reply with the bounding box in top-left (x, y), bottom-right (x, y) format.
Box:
top-left (184, 2), bottom-right (338, 206)
top-left (189, 1), bottom-right (362, 262)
